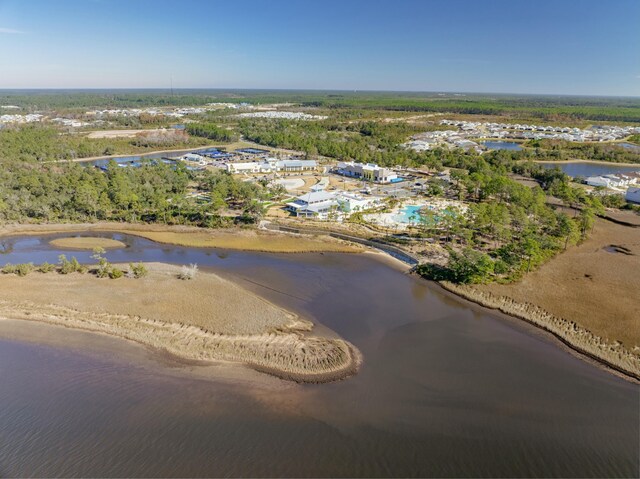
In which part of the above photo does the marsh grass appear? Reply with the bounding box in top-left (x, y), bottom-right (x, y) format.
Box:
top-left (0, 299), bottom-right (360, 383)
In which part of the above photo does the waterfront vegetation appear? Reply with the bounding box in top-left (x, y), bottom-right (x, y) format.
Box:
top-left (0, 248), bottom-right (142, 280)
top-left (1, 91), bottom-right (637, 286)
top-left (0, 134), bottom-right (273, 226)
top-left (413, 155), bottom-right (605, 284)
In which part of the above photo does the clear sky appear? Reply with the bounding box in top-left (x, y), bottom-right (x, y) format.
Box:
top-left (1, 0), bottom-right (638, 96)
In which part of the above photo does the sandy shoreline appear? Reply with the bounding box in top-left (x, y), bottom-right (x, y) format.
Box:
top-left (0, 263), bottom-right (361, 383)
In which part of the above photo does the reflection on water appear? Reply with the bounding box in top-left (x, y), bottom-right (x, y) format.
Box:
top-left (482, 141), bottom-right (523, 151)
top-left (0, 233), bottom-right (638, 477)
top-left (540, 161), bottom-right (640, 178)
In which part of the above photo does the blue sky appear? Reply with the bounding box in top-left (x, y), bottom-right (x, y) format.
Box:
top-left (0, 0), bottom-right (638, 95)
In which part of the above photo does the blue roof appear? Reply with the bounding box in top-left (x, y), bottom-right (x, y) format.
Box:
top-left (236, 148), bottom-right (269, 154)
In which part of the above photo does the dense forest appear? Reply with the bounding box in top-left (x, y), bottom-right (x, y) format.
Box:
top-left (186, 122), bottom-right (238, 142)
top-left (0, 160), bottom-right (269, 227)
top-left (0, 125), bottom-right (208, 161)
top-left (413, 153), bottom-right (603, 283)
top-left (0, 126), bottom-right (271, 226)
top-left (239, 118), bottom-right (428, 166)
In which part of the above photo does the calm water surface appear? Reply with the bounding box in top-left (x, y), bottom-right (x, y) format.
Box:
top-left (76, 145), bottom-right (217, 168)
top-left (540, 162), bottom-right (640, 178)
top-left (0, 233), bottom-right (638, 477)
top-left (482, 141), bottom-right (523, 151)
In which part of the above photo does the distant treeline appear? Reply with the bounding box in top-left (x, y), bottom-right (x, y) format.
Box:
top-left (3, 90), bottom-right (640, 122)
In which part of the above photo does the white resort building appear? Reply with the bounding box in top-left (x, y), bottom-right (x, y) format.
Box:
top-left (226, 158), bottom-right (317, 174)
top-left (335, 161), bottom-right (398, 183)
top-left (286, 190), bottom-right (378, 219)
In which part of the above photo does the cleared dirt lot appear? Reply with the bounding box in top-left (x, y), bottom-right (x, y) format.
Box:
top-left (86, 129), bottom-right (157, 139)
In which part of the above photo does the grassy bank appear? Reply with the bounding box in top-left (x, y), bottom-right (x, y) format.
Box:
top-left (0, 223), bottom-right (361, 254)
top-left (0, 263), bottom-right (361, 383)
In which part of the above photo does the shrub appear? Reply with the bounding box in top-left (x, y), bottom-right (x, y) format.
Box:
top-left (70, 257), bottom-right (88, 274)
top-left (178, 263), bottom-right (198, 280)
top-left (58, 255), bottom-right (85, 274)
top-left (128, 262), bottom-right (148, 278)
top-left (38, 262), bottom-right (56, 273)
top-left (416, 263), bottom-right (454, 282)
top-left (1, 263), bottom-right (18, 274)
top-left (108, 267), bottom-right (124, 279)
top-left (15, 263), bottom-right (34, 277)
top-left (58, 255), bottom-right (74, 274)
top-left (91, 247), bottom-right (111, 277)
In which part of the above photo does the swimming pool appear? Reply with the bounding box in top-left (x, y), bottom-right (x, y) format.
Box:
top-left (394, 205), bottom-right (425, 224)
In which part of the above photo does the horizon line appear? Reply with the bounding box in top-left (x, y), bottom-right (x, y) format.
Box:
top-left (0, 87), bottom-right (638, 99)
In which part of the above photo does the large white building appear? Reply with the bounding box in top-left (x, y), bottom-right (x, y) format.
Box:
top-left (226, 158), bottom-right (317, 174)
top-left (335, 161), bottom-right (398, 183)
top-left (286, 191), bottom-right (339, 218)
top-left (286, 190), bottom-right (379, 219)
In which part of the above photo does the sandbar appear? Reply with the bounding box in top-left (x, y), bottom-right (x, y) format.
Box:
top-left (49, 236), bottom-right (126, 250)
top-left (0, 263), bottom-right (361, 383)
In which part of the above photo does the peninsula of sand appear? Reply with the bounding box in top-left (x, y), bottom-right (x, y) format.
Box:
top-left (0, 262), bottom-right (361, 383)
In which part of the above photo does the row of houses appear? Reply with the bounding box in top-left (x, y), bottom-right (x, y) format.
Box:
top-left (286, 189), bottom-right (379, 219)
top-left (440, 119), bottom-right (640, 142)
top-left (334, 161), bottom-right (399, 183)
